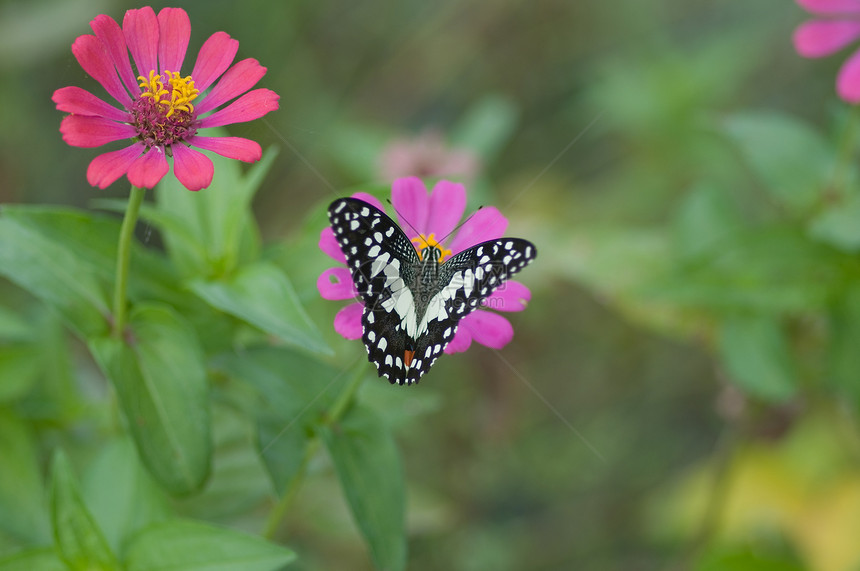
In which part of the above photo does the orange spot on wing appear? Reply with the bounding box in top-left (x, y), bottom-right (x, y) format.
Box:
top-left (404, 350), bottom-right (415, 368)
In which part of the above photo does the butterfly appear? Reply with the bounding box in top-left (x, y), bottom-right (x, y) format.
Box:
top-left (328, 197), bottom-right (537, 385)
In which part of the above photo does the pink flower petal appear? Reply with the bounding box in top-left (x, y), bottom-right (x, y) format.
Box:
top-left (60, 115), bottom-right (137, 147)
top-left (172, 144), bottom-right (214, 191)
top-left (320, 227), bottom-right (347, 263)
top-left (459, 310), bottom-right (514, 350)
top-left (448, 206), bottom-right (508, 254)
top-left (794, 20), bottom-right (860, 57)
top-left (90, 14), bottom-right (138, 98)
top-left (351, 192), bottom-right (386, 211)
top-left (838, 47), bottom-right (860, 102)
top-left (195, 58), bottom-right (267, 115)
top-left (317, 267), bottom-right (357, 300)
top-left (391, 177), bottom-right (430, 237)
top-left (87, 144), bottom-right (142, 188)
top-left (191, 31), bottom-right (239, 92)
top-left (127, 148), bottom-right (169, 189)
top-left (188, 136), bottom-right (262, 162)
top-left (156, 7), bottom-right (190, 73)
top-left (796, 0), bottom-right (860, 14)
top-left (334, 302), bottom-right (364, 340)
top-left (444, 325), bottom-right (472, 354)
top-left (71, 34), bottom-right (131, 107)
top-left (484, 281), bottom-right (531, 313)
top-left (52, 86), bottom-right (129, 122)
top-left (123, 7), bottom-right (159, 77)
top-left (426, 180), bottom-right (466, 242)
top-left (198, 88), bottom-right (279, 128)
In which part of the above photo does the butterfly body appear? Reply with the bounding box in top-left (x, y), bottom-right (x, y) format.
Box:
top-left (328, 197), bottom-right (536, 385)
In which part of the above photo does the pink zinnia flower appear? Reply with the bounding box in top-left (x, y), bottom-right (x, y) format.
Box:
top-left (378, 130), bottom-right (481, 183)
top-left (53, 6), bottom-right (279, 191)
top-left (794, 0), bottom-right (860, 103)
top-left (318, 177), bottom-right (531, 354)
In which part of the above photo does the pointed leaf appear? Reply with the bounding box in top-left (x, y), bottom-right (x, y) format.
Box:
top-left (89, 305), bottom-right (211, 495)
top-left (718, 314), bottom-right (798, 402)
top-left (191, 261), bottom-right (330, 354)
top-left (808, 192), bottom-right (860, 252)
top-left (123, 520), bottom-right (295, 571)
top-left (0, 548), bottom-right (65, 571)
top-left (320, 405), bottom-right (406, 571)
top-left (0, 413), bottom-right (48, 542)
top-left (49, 450), bottom-right (119, 571)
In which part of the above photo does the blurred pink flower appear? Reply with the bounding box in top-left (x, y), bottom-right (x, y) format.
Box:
top-left (378, 131), bottom-right (480, 182)
top-left (794, 0), bottom-right (860, 103)
top-left (318, 177), bottom-right (530, 354)
top-left (53, 6), bottom-right (279, 191)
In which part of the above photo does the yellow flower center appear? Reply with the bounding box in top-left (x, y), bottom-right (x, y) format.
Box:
top-left (411, 233), bottom-right (452, 262)
top-left (137, 70), bottom-right (199, 118)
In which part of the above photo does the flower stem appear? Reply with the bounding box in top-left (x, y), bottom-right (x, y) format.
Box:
top-left (262, 364), bottom-right (366, 539)
top-left (112, 186), bottom-right (145, 339)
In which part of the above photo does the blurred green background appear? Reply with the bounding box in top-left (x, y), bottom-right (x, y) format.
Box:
top-left (2, 0), bottom-right (858, 569)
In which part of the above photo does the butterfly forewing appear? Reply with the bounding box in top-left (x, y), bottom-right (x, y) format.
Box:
top-left (328, 197), bottom-right (537, 385)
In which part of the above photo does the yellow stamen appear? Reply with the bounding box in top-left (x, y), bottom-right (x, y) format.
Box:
top-left (137, 70), bottom-right (200, 118)
top-left (411, 233), bottom-right (452, 262)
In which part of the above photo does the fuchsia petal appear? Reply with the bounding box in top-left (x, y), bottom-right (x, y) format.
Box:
top-left (838, 47), bottom-right (860, 102)
top-left (123, 7), bottom-right (159, 77)
top-left (188, 136), bottom-right (262, 162)
top-left (52, 86), bottom-right (129, 122)
top-left (191, 31), bottom-right (239, 91)
top-left (445, 326), bottom-right (473, 354)
top-left (794, 20), bottom-right (860, 57)
top-left (334, 303), bottom-right (364, 340)
top-left (448, 206), bottom-right (508, 254)
top-left (172, 144), bottom-right (214, 191)
top-left (391, 177), bottom-right (430, 236)
top-left (426, 180), bottom-right (467, 241)
top-left (796, 0), bottom-right (860, 14)
top-left (320, 227), bottom-right (347, 263)
top-left (317, 267), bottom-right (357, 300)
top-left (90, 14), bottom-right (137, 98)
top-left (198, 88), bottom-right (280, 128)
top-left (127, 148), bottom-right (169, 189)
top-left (195, 58), bottom-right (267, 115)
top-left (87, 144), bottom-right (142, 188)
top-left (351, 192), bottom-right (386, 211)
top-left (484, 281), bottom-right (531, 313)
top-left (461, 310), bottom-right (514, 349)
top-left (60, 115), bottom-right (136, 147)
top-left (71, 34), bottom-right (131, 107)
top-left (156, 8), bottom-right (190, 73)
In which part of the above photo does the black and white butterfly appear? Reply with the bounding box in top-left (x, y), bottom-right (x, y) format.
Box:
top-left (328, 197), bottom-right (537, 385)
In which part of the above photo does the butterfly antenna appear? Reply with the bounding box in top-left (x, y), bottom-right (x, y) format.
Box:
top-left (386, 198), bottom-right (423, 238)
top-left (439, 205), bottom-right (483, 245)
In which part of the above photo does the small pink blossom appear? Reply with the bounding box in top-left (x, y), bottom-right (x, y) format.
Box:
top-left (794, 0), bottom-right (860, 103)
top-left (53, 6), bottom-right (279, 191)
top-left (318, 177), bottom-right (531, 354)
top-left (378, 131), bottom-right (481, 183)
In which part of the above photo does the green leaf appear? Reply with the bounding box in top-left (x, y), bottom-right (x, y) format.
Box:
top-left (155, 142), bottom-right (275, 278)
top-left (212, 347), bottom-right (341, 492)
top-left (827, 286), bottom-right (860, 406)
top-left (89, 305), bottom-right (211, 495)
top-left (190, 261), bottom-right (330, 355)
top-left (0, 208), bottom-right (110, 337)
top-left (82, 438), bottom-right (170, 553)
top-left (320, 405), bottom-right (406, 571)
top-left (451, 94), bottom-right (518, 162)
top-left (49, 450), bottom-right (119, 571)
top-left (0, 344), bottom-right (41, 402)
top-left (123, 520), bottom-right (295, 571)
top-left (0, 548), bottom-right (66, 571)
top-left (808, 193), bottom-right (860, 252)
top-left (721, 112), bottom-right (832, 212)
top-left (0, 413), bottom-right (48, 542)
top-left (717, 314), bottom-right (798, 402)
top-left (673, 182), bottom-right (745, 260)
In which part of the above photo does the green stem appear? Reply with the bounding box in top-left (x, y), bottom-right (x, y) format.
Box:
top-left (829, 106), bottom-right (860, 200)
top-left (112, 186), bottom-right (145, 339)
top-left (262, 364), bottom-right (366, 539)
